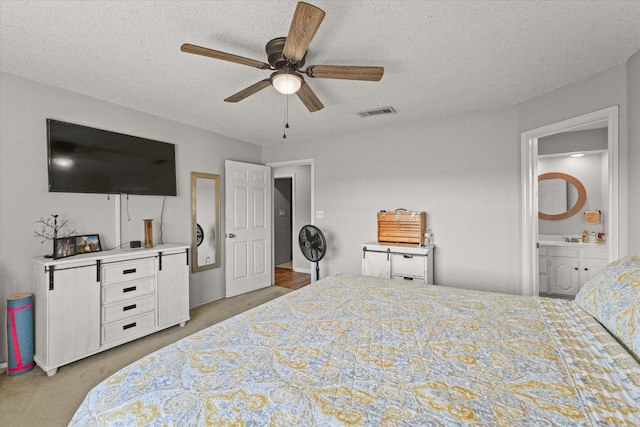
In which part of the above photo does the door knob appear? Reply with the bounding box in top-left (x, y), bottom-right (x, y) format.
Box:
top-left (227, 233), bottom-right (236, 238)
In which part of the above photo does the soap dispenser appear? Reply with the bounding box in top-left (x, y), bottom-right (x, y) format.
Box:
top-left (582, 230), bottom-right (589, 243)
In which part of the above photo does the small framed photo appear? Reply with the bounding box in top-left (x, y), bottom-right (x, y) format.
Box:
top-left (53, 237), bottom-right (76, 259)
top-left (76, 234), bottom-right (102, 254)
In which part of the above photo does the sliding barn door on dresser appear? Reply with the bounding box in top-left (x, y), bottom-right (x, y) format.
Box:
top-left (361, 242), bottom-right (435, 285)
top-left (157, 248), bottom-right (190, 328)
top-left (32, 259), bottom-right (101, 373)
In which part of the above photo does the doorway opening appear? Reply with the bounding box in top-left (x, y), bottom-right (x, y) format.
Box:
top-left (269, 159), bottom-right (315, 289)
top-left (520, 106), bottom-right (619, 296)
top-left (274, 176), bottom-right (293, 269)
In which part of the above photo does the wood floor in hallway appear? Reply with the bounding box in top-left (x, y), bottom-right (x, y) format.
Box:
top-left (275, 267), bottom-right (311, 290)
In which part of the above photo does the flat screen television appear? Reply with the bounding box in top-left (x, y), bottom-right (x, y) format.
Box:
top-left (47, 119), bottom-right (177, 196)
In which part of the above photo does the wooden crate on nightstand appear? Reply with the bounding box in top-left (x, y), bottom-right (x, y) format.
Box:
top-left (377, 210), bottom-right (426, 246)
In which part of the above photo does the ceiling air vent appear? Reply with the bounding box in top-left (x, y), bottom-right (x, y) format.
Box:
top-left (358, 106), bottom-right (397, 118)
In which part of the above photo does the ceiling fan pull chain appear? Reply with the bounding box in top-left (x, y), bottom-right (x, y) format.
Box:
top-left (283, 93), bottom-right (290, 138)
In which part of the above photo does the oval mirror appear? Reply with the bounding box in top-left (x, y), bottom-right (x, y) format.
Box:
top-left (538, 172), bottom-right (586, 220)
top-left (191, 172), bottom-right (221, 272)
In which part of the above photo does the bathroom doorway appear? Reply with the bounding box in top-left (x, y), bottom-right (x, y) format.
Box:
top-left (520, 106), bottom-right (619, 296)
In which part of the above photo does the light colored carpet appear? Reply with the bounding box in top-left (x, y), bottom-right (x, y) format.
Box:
top-left (0, 285), bottom-right (292, 427)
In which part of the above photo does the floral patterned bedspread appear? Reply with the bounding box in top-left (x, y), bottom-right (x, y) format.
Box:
top-left (70, 274), bottom-right (640, 426)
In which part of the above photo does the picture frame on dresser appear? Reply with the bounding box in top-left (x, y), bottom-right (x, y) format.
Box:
top-left (53, 234), bottom-right (102, 259)
top-left (53, 236), bottom-right (76, 259)
top-left (75, 234), bottom-right (101, 254)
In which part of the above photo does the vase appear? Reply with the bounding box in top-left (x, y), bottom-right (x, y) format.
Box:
top-left (144, 219), bottom-right (153, 248)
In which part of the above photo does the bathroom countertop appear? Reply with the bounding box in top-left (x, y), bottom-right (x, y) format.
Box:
top-left (538, 240), bottom-right (607, 248)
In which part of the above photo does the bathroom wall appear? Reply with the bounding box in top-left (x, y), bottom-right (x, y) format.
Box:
top-left (538, 128), bottom-right (607, 155)
top-left (538, 152), bottom-right (607, 237)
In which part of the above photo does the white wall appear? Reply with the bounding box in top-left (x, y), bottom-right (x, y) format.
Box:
top-left (627, 50), bottom-right (640, 254)
top-left (0, 72), bottom-right (261, 364)
top-left (538, 128), bottom-right (607, 155)
top-left (262, 56), bottom-right (639, 294)
top-left (263, 107), bottom-right (521, 294)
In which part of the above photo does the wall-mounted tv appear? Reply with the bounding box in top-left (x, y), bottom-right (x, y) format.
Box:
top-left (47, 119), bottom-right (177, 196)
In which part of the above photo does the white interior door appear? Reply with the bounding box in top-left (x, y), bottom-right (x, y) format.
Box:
top-left (225, 160), bottom-right (272, 297)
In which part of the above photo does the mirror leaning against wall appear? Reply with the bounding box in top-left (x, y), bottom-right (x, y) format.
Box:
top-left (191, 172), bottom-right (221, 272)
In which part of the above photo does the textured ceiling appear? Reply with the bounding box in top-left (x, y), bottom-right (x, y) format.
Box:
top-left (1, 1), bottom-right (639, 146)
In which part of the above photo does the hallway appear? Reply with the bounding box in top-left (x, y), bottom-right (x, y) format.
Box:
top-left (275, 267), bottom-right (311, 290)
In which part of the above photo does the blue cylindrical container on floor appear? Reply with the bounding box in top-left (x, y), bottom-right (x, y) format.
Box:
top-left (7, 293), bottom-right (35, 376)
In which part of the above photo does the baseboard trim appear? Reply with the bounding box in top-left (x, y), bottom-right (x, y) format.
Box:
top-left (294, 268), bottom-right (311, 274)
top-left (190, 296), bottom-right (224, 309)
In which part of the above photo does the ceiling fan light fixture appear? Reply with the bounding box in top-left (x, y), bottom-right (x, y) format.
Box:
top-left (271, 71), bottom-right (303, 95)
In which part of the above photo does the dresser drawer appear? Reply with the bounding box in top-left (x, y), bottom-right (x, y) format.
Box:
top-left (102, 276), bottom-right (155, 304)
top-left (102, 294), bottom-right (155, 324)
top-left (102, 311), bottom-right (156, 345)
top-left (391, 253), bottom-right (426, 278)
top-left (392, 275), bottom-right (427, 284)
top-left (102, 258), bottom-right (155, 285)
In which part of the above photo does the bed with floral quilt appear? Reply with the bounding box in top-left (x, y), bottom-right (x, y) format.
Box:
top-left (70, 255), bottom-right (640, 426)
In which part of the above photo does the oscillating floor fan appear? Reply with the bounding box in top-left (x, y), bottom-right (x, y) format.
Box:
top-left (298, 225), bottom-right (327, 281)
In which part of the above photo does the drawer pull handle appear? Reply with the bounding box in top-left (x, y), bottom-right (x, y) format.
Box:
top-left (123, 322), bottom-right (137, 330)
top-left (403, 276), bottom-right (414, 281)
top-left (123, 304), bottom-right (137, 311)
top-left (403, 255), bottom-right (413, 259)
top-left (123, 268), bottom-right (137, 274)
top-left (123, 286), bottom-right (137, 293)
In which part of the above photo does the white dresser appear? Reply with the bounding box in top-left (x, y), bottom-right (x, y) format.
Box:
top-left (32, 244), bottom-right (189, 376)
top-left (361, 242), bottom-right (434, 284)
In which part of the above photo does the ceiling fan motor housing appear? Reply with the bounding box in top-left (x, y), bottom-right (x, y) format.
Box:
top-left (266, 37), bottom-right (305, 69)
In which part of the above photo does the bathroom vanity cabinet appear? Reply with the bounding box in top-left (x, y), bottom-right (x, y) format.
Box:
top-left (539, 244), bottom-right (608, 296)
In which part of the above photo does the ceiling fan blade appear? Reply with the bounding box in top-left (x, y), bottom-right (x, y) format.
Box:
top-left (306, 65), bottom-right (384, 81)
top-left (224, 79), bottom-right (272, 103)
top-left (181, 43), bottom-right (271, 69)
top-left (296, 81), bottom-right (324, 112)
top-left (283, 2), bottom-right (325, 63)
